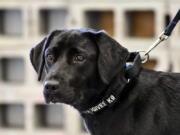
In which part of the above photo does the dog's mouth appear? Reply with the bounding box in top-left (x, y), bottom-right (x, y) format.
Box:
top-left (43, 89), bottom-right (77, 104)
top-left (44, 93), bottom-right (59, 104)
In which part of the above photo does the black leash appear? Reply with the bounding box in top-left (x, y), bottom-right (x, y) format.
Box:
top-left (164, 9), bottom-right (180, 36)
top-left (141, 9), bottom-right (180, 63)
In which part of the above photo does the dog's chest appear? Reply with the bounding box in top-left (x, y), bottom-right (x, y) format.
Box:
top-left (84, 114), bottom-right (129, 135)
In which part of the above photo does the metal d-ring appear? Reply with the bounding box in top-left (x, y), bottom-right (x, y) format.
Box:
top-left (137, 51), bottom-right (150, 64)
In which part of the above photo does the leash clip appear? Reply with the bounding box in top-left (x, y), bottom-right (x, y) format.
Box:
top-left (137, 51), bottom-right (150, 64)
top-left (138, 32), bottom-right (168, 64)
top-left (144, 32), bottom-right (168, 56)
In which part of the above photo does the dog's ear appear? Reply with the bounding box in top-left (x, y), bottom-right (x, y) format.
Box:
top-left (30, 38), bottom-right (46, 73)
top-left (30, 37), bottom-right (47, 81)
top-left (93, 31), bottom-right (129, 84)
top-left (30, 30), bottom-right (61, 81)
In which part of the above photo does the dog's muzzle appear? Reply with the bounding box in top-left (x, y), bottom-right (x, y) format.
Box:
top-left (43, 80), bottom-right (60, 103)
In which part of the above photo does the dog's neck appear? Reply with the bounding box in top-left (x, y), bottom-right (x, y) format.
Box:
top-left (81, 76), bottom-right (138, 135)
top-left (76, 53), bottom-right (142, 135)
top-left (81, 73), bottom-right (128, 114)
top-left (80, 53), bottom-right (142, 115)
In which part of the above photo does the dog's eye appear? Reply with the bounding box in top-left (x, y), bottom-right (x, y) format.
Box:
top-left (73, 55), bottom-right (85, 63)
top-left (46, 54), bottom-right (55, 64)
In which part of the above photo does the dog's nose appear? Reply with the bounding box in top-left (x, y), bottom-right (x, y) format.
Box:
top-left (44, 80), bottom-right (59, 91)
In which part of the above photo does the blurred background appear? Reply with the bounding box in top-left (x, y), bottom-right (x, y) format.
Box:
top-left (0, 0), bottom-right (179, 135)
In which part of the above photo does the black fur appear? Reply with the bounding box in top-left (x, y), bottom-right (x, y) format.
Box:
top-left (30, 29), bottom-right (180, 135)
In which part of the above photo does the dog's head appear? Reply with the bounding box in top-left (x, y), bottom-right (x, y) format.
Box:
top-left (30, 29), bottom-right (129, 110)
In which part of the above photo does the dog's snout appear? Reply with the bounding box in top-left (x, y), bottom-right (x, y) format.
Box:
top-left (44, 80), bottom-right (59, 91)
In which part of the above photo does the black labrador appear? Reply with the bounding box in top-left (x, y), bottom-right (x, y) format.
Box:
top-left (30, 29), bottom-right (180, 135)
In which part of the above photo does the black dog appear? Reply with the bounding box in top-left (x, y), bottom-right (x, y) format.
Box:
top-left (30, 29), bottom-right (180, 135)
